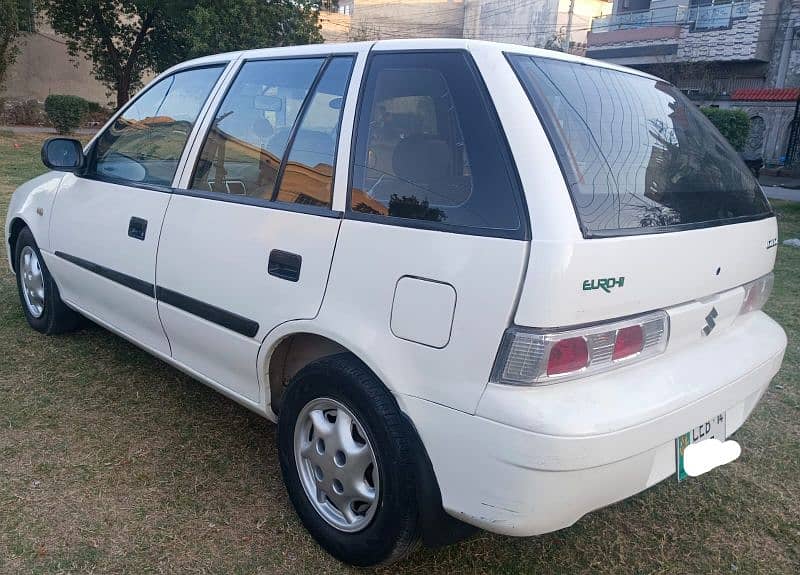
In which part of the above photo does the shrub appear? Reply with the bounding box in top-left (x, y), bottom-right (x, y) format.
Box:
top-left (700, 107), bottom-right (750, 151)
top-left (83, 100), bottom-right (112, 127)
top-left (44, 94), bottom-right (89, 134)
top-left (86, 100), bottom-right (103, 114)
top-left (1, 98), bottom-right (45, 125)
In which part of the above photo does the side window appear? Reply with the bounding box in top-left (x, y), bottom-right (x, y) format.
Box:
top-left (349, 52), bottom-right (522, 234)
top-left (275, 57), bottom-right (354, 207)
top-left (190, 58), bottom-right (325, 199)
top-left (90, 66), bottom-right (224, 187)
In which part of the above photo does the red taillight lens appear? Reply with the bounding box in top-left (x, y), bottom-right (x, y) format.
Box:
top-left (547, 337), bottom-right (589, 376)
top-left (612, 325), bottom-right (644, 361)
top-left (491, 311), bottom-right (669, 386)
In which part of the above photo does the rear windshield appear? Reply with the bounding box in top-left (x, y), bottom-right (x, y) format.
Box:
top-left (508, 54), bottom-right (771, 237)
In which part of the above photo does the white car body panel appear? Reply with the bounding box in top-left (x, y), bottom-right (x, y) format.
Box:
top-left (4, 172), bottom-right (64, 269)
top-left (514, 216), bottom-right (778, 329)
top-left (69, 298), bottom-right (263, 414)
top-left (4, 39), bottom-right (788, 543)
top-left (311, 219), bottom-right (527, 414)
top-left (468, 43), bottom-right (581, 243)
top-left (155, 196), bottom-right (342, 402)
top-left (48, 174), bottom-right (172, 354)
top-left (407, 311), bottom-right (785, 535)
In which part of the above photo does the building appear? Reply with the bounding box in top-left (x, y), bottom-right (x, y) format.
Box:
top-left (321, 0), bottom-right (612, 54)
top-left (557, 0), bottom-right (614, 51)
top-left (463, 0), bottom-right (562, 48)
top-left (321, 0), bottom-right (466, 42)
top-left (461, 0), bottom-right (611, 52)
top-left (3, 21), bottom-right (108, 104)
top-left (7, 1), bottom-right (612, 104)
top-left (585, 0), bottom-right (800, 166)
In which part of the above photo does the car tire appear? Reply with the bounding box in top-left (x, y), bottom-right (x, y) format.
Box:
top-left (278, 353), bottom-right (420, 566)
top-left (14, 226), bottom-right (80, 335)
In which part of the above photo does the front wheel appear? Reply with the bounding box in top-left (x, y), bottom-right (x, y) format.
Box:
top-left (277, 354), bottom-right (420, 566)
top-left (14, 226), bottom-right (80, 334)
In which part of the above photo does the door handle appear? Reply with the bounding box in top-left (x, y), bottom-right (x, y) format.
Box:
top-left (128, 217), bottom-right (148, 241)
top-left (268, 250), bottom-right (302, 282)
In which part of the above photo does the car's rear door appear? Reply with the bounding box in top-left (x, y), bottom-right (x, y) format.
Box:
top-left (155, 50), bottom-right (361, 403)
top-left (47, 64), bottom-right (228, 355)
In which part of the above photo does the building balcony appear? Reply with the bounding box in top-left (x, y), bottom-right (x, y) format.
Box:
top-left (586, 0), bottom-right (775, 65)
top-left (590, 5), bottom-right (688, 32)
top-left (590, 1), bottom-right (751, 33)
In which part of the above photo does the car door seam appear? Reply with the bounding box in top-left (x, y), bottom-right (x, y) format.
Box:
top-left (153, 192), bottom-right (174, 355)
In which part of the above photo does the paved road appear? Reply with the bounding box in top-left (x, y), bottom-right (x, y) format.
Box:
top-left (762, 185), bottom-right (800, 202)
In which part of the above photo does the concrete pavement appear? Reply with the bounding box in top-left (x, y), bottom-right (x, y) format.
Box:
top-left (762, 185), bottom-right (800, 202)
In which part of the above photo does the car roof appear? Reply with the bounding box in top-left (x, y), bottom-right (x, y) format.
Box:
top-left (164, 38), bottom-right (658, 83)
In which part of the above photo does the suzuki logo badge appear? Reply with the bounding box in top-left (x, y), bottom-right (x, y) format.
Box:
top-left (702, 307), bottom-right (718, 336)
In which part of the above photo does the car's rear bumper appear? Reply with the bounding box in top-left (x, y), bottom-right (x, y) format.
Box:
top-left (401, 311), bottom-right (786, 536)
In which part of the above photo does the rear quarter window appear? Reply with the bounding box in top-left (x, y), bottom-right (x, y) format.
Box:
top-left (507, 54), bottom-right (771, 237)
top-left (348, 51), bottom-right (527, 239)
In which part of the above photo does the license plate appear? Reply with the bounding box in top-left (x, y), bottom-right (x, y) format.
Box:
top-left (675, 413), bottom-right (726, 481)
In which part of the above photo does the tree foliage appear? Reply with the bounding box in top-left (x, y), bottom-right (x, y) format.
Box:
top-left (0, 0), bottom-right (21, 91)
top-left (183, 1), bottom-right (324, 61)
top-left (701, 107), bottom-right (751, 151)
top-left (45, 94), bottom-right (89, 134)
top-left (39, 0), bottom-right (325, 109)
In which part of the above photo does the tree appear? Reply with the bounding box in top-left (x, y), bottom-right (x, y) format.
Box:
top-left (700, 107), bottom-right (751, 151)
top-left (0, 0), bottom-right (21, 91)
top-left (39, 1), bottom-right (325, 110)
top-left (181, 0), bottom-right (323, 62)
top-left (348, 21), bottom-right (381, 42)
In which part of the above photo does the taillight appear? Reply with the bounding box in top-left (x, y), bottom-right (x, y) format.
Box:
top-left (612, 325), bottom-right (644, 361)
top-left (491, 310), bottom-right (669, 386)
top-left (547, 337), bottom-right (589, 376)
top-left (739, 273), bottom-right (773, 315)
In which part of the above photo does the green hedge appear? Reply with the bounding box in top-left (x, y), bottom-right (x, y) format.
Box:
top-left (44, 94), bottom-right (89, 134)
top-left (700, 107), bottom-right (750, 151)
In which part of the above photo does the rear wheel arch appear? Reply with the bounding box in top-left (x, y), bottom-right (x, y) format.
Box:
top-left (266, 333), bottom-right (477, 551)
top-left (265, 332), bottom-right (350, 414)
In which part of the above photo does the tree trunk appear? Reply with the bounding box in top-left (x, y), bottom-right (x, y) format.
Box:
top-left (116, 74), bottom-right (131, 110)
top-left (114, 10), bottom-right (156, 110)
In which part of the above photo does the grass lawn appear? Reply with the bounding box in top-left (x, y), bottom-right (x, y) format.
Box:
top-left (0, 131), bottom-right (798, 574)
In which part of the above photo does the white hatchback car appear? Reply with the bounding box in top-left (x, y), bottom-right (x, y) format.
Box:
top-left (5, 39), bottom-right (787, 566)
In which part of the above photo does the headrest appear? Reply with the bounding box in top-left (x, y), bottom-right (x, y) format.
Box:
top-left (392, 134), bottom-right (451, 187)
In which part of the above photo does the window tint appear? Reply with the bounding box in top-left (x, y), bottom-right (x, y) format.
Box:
top-left (190, 58), bottom-right (325, 199)
top-left (275, 57), bottom-right (354, 207)
top-left (349, 52), bottom-right (522, 234)
top-left (509, 54), bottom-right (771, 236)
top-left (91, 66), bottom-right (224, 187)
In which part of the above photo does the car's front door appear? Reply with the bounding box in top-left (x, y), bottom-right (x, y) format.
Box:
top-left (155, 53), bottom-right (358, 402)
top-left (48, 65), bottom-right (227, 355)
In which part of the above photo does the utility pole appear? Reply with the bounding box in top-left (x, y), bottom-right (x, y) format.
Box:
top-left (563, 0), bottom-right (576, 52)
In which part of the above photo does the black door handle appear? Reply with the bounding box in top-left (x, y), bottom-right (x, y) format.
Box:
top-left (128, 217), bottom-right (148, 241)
top-left (268, 250), bottom-right (302, 282)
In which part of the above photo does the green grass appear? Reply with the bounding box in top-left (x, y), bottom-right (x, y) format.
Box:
top-left (0, 131), bottom-right (798, 574)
